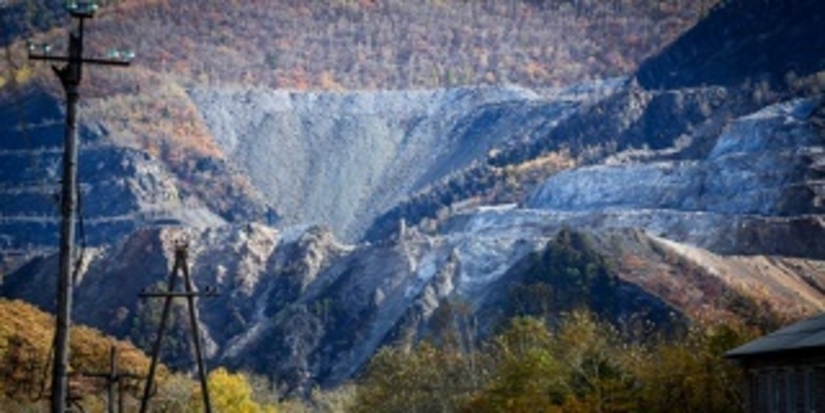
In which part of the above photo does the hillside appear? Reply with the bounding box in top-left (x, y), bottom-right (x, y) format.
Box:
top-left (0, 88), bottom-right (274, 268)
top-left (2, 0), bottom-right (717, 90)
top-left (0, 298), bottom-right (154, 406)
top-left (2, 0), bottom-right (825, 403)
top-left (6, 88), bottom-right (825, 392)
top-left (189, 84), bottom-right (592, 240)
top-left (0, 0), bottom-right (66, 47)
top-left (638, 0), bottom-right (825, 89)
top-left (0, 0), bottom-right (719, 256)
top-left (4, 215), bottom-right (822, 393)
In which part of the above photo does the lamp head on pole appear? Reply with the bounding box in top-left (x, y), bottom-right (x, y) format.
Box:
top-left (65, 0), bottom-right (98, 17)
top-left (27, 42), bottom-right (53, 58)
top-left (106, 48), bottom-right (136, 63)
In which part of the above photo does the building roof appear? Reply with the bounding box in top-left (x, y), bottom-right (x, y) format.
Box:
top-left (726, 312), bottom-right (825, 359)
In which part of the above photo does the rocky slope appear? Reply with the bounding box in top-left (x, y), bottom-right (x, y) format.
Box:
top-left (0, 79), bottom-right (604, 275)
top-left (6, 92), bottom-right (825, 393)
top-left (2, 0), bottom-right (825, 398)
top-left (0, 88), bottom-right (273, 273)
top-left (5, 203), bottom-right (824, 394)
top-left (5, 73), bottom-right (825, 399)
top-left (188, 85), bottom-right (593, 240)
top-left (5, 79), bottom-right (825, 398)
top-left (527, 97), bottom-right (825, 256)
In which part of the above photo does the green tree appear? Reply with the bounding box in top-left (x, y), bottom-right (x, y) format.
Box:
top-left (352, 307), bottom-right (762, 413)
top-left (466, 313), bottom-right (642, 413)
top-left (352, 342), bottom-right (475, 413)
top-left (508, 229), bottom-right (618, 321)
top-left (465, 317), bottom-right (565, 413)
top-left (553, 312), bottom-right (638, 413)
top-left (633, 324), bottom-right (748, 413)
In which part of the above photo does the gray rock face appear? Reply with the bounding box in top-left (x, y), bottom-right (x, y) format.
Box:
top-left (188, 85), bottom-right (589, 240)
top-left (5, 82), bottom-right (825, 395)
top-left (527, 98), bottom-right (824, 218)
top-left (0, 92), bottom-right (257, 266)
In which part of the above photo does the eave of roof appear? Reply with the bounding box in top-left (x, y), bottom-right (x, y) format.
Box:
top-left (726, 313), bottom-right (825, 359)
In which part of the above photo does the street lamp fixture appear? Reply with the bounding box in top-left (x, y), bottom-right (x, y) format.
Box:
top-left (28, 42), bottom-right (53, 56)
top-left (106, 48), bottom-right (136, 63)
top-left (65, 0), bottom-right (99, 17)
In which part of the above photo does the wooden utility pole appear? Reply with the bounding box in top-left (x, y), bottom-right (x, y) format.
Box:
top-left (27, 2), bottom-right (133, 412)
top-left (77, 346), bottom-right (142, 413)
top-left (138, 242), bottom-right (218, 413)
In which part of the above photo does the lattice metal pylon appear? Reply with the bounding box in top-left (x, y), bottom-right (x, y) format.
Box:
top-left (138, 241), bottom-right (218, 413)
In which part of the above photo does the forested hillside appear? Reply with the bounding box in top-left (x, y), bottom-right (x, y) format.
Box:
top-left (352, 312), bottom-right (755, 413)
top-left (2, 0), bottom-right (719, 91)
top-left (0, 298), bottom-right (283, 411)
top-left (0, 299), bottom-right (151, 409)
top-left (638, 0), bottom-right (825, 89)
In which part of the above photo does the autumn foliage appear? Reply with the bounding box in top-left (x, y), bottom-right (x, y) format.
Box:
top-left (190, 368), bottom-right (278, 413)
top-left (0, 298), bottom-right (154, 407)
top-left (3, 0), bottom-right (721, 91)
top-left (354, 312), bottom-right (753, 413)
